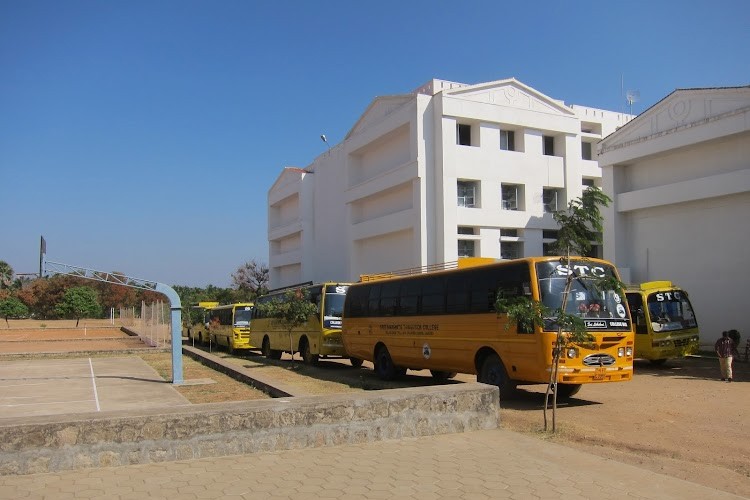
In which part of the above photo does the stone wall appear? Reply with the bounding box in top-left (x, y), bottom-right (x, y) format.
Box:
top-left (0, 383), bottom-right (498, 475)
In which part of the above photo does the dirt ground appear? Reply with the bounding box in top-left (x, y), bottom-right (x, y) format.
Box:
top-left (2, 323), bottom-right (748, 497)
top-left (499, 357), bottom-right (749, 497)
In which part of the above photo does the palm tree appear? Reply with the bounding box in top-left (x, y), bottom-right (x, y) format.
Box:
top-left (0, 261), bottom-right (14, 290)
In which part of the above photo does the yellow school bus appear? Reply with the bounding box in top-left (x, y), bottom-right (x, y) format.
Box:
top-left (625, 281), bottom-right (699, 364)
top-left (250, 282), bottom-right (355, 364)
top-left (184, 301), bottom-right (219, 345)
top-left (342, 256), bottom-right (634, 398)
top-left (206, 303), bottom-right (254, 354)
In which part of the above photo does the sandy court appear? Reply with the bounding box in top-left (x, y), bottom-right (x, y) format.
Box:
top-left (0, 356), bottom-right (190, 419)
top-left (0, 326), bottom-right (155, 354)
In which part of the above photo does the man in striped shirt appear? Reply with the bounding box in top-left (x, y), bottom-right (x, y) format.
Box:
top-left (714, 331), bottom-right (736, 382)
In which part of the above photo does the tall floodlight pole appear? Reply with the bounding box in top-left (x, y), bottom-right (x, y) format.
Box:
top-left (40, 238), bottom-right (184, 384)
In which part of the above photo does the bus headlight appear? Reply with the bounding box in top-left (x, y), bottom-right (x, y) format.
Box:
top-left (618, 347), bottom-right (625, 357)
top-left (566, 348), bottom-right (578, 359)
top-left (626, 346), bottom-right (633, 356)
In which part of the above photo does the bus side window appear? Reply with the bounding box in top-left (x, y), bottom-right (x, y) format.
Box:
top-left (399, 280), bottom-right (420, 316)
top-left (345, 286), bottom-right (368, 318)
top-left (420, 277), bottom-right (446, 315)
top-left (368, 284), bottom-right (382, 317)
top-left (380, 282), bottom-right (400, 317)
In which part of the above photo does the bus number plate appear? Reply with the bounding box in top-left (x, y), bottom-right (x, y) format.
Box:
top-left (593, 367), bottom-right (607, 380)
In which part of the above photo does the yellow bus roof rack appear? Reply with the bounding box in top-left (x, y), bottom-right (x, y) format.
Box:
top-left (193, 301), bottom-right (220, 309)
top-left (627, 281), bottom-right (675, 291)
top-left (359, 257), bottom-right (498, 282)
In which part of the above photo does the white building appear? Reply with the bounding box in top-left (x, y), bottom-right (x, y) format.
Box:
top-left (268, 78), bottom-right (632, 289)
top-left (599, 86), bottom-right (750, 344)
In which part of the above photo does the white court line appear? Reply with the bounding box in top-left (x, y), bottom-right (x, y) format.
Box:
top-left (89, 358), bottom-right (101, 411)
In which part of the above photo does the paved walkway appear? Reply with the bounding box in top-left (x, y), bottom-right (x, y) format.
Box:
top-left (0, 429), bottom-right (744, 500)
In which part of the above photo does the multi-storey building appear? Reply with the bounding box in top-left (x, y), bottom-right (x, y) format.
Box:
top-left (268, 78), bottom-right (632, 288)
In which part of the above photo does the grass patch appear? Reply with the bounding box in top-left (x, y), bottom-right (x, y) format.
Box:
top-left (137, 352), bottom-right (270, 403)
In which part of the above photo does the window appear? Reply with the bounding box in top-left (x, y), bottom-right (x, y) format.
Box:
top-left (457, 181), bottom-right (478, 208)
top-left (445, 275), bottom-right (469, 314)
top-left (585, 243), bottom-right (602, 259)
top-left (399, 280), bottom-right (420, 316)
top-left (543, 135), bottom-right (555, 156)
top-left (500, 229), bottom-right (518, 237)
top-left (501, 184), bottom-right (519, 210)
top-left (543, 188), bottom-right (560, 213)
top-left (458, 226), bottom-right (475, 235)
top-left (582, 141), bottom-right (593, 160)
top-left (501, 241), bottom-right (522, 260)
top-left (457, 124), bottom-right (472, 146)
top-left (543, 229), bottom-right (558, 256)
top-left (420, 277), bottom-right (445, 314)
top-left (500, 130), bottom-right (515, 151)
top-left (582, 178), bottom-right (595, 187)
top-left (458, 240), bottom-right (475, 258)
top-left (367, 285), bottom-right (381, 316)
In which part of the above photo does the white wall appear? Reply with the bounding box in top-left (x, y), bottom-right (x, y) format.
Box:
top-left (600, 87), bottom-right (750, 344)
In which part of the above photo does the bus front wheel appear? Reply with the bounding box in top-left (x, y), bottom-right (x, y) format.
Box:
top-left (430, 370), bottom-right (457, 381)
top-left (261, 337), bottom-right (271, 357)
top-left (262, 337), bottom-right (281, 359)
top-left (374, 346), bottom-right (405, 380)
top-left (479, 354), bottom-right (516, 399)
top-left (555, 383), bottom-right (582, 399)
top-left (300, 338), bottom-right (319, 364)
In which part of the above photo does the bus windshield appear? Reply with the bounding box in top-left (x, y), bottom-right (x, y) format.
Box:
top-left (647, 291), bottom-right (697, 332)
top-left (536, 260), bottom-right (630, 330)
top-left (234, 307), bottom-right (252, 326)
top-left (324, 293), bottom-right (345, 319)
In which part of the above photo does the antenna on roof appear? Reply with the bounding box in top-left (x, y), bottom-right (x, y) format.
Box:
top-left (626, 89), bottom-right (640, 115)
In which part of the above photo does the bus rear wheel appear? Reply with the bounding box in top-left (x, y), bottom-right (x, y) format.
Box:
top-left (430, 370), bottom-right (457, 381)
top-left (300, 338), bottom-right (319, 364)
top-left (374, 346), bottom-right (405, 380)
top-left (479, 353), bottom-right (516, 399)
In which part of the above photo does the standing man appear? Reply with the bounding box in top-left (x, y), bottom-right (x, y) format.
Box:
top-left (715, 331), bottom-right (736, 382)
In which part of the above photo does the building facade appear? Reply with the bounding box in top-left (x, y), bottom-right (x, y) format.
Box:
top-left (268, 78), bottom-right (632, 288)
top-left (599, 86), bottom-right (750, 344)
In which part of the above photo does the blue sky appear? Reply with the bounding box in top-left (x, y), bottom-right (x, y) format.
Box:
top-left (1, 0), bottom-right (748, 287)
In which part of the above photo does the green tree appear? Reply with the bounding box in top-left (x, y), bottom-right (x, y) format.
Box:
top-left (55, 286), bottom-right (102, 327)
top-left (256, 288), bottom-right (318, 368)
top-left (495, 187), bottom-right (620, 432)
top-left (0, 296), bottom-right (29, 327)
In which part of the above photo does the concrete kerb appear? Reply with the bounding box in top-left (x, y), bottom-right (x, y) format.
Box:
top-left (0, 382), bottom-right (499, 475)
top-left (181, 345), bottom-right (302, 397)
